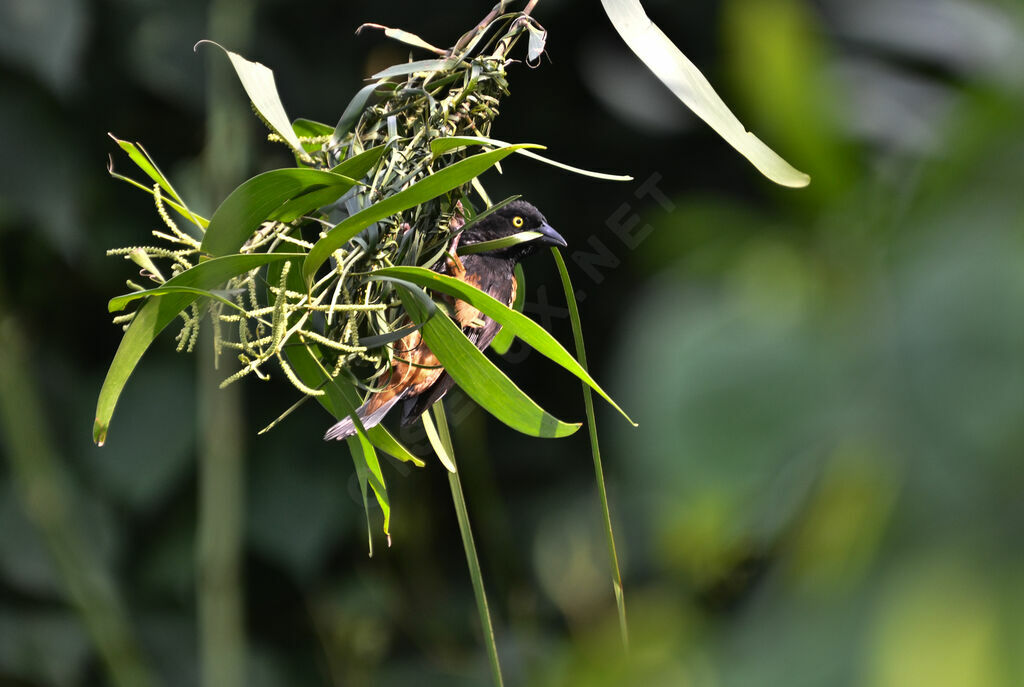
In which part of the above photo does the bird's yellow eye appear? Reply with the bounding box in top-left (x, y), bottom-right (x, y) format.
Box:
top-left (512, 216), bottom-right (525, 228)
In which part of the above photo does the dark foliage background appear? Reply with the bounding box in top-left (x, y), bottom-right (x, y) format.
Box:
top-left (2, 0), bottom-right (1023, 685)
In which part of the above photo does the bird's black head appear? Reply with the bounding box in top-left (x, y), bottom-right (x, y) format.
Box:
top-left (459, 200), bottom-right (566, 262)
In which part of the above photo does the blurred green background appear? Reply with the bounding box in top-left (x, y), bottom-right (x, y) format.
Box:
top-left (2, 0), bottom-right (1024, 685)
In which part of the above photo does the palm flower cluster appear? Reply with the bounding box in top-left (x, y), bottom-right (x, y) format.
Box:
top-left (106, 7), bottom-right (550, 403)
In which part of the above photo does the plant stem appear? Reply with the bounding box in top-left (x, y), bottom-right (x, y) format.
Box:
top-left (0, 298), bottom-right (157, 687)
top-left (432, 402), bottom-right (505, 687)
top-left (551, 248), bottom-right (629, 650)
top-left (196, 2), bottom-right (254, 686)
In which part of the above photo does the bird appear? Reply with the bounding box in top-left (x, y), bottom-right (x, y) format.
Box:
top-left (324, 199), bottom-right (566, 441)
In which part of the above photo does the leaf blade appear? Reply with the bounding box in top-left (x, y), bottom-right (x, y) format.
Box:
top-left (374, 266), bottom-right (635, 425)
top-left (600, 0), bottom-right (810, 187)
top-left (302, 145), bottom-right (541, 285)
top-left (396, 286), bottom-right (580, 439)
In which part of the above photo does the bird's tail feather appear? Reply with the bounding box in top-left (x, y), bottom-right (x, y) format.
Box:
top-left (323, 395), bottom-right (402, 441)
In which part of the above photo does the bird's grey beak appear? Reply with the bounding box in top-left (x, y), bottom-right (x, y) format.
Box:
top-left (535, 221), bottom-right (567, 248)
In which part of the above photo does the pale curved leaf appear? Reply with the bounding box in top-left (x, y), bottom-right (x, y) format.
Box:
top-left (600, 0), bottom-right (810, 187)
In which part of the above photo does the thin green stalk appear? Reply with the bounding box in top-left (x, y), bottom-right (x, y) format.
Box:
top-left (551, 248), bottom-right (629, 650)
top-left (431, 402), bottom-right (505, 687)
top-left (196, 2), bottom-right (255, 686)
top-left (0, 300), bottom-right (157, 687)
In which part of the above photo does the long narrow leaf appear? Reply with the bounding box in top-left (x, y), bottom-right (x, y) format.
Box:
top-left (285, 344), bottom-right (423, 467)
top-left (199, 169), bottom-right (359, 257)
top-left (303, 145), bottom-right (541, 285)
top-left (372, 266), bottom-right (635, 425)
top-left (551, 248), bottom-right (629, 649)
top-left (396, 286), bottom-right (580, 438)
top-left (198, 41), bottom-right (306, 155)
top-left (108, 253), bottom-right (304, 312)
top-left (107, 163), bottom-right (209, 229)
top-left (600, 0), bottom-right (810, 188)
top-left (489, 264), bottom-right (524, 355)
top-left (109, 135), bottom-right (205, 227)
top-left (430, 135), bottom-right (632, 181)
top-left (93, 253), bottom-right (305, 445)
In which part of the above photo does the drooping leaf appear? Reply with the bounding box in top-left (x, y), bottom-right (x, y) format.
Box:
top-left (430, 135), bottom-right (632, 181)
top-left (395, 286), bottom-right (580, 438)
top-left (375, 266), bottom-right (635, 425)
top-left (370, 59), bottom-right (458, 81)
top-left (284, 345), bottom-right (423, 467)
top-left (106, 162), bottom-right (209, 230)
top-left (303, 144), bottom-right (541, 285)
top-left (550, 246), bottom-right (630, 647)
top-left (456, 231), bottom-right (543, 255)
top-left (600, 0), bottom-right (810, 188)
top-left (94, 293), bottom-right (195, 446)
top-left (329, 144), bottom-right (388, 179)
top-left (333, 83), bottom-right (383, 142)
top-left (93, 253), bottom-right (304, 445)
top-left (489, 263), bottom-right (524, 355)
top-left (357, 23), bottom-right (447, 55)
top-left (199, 169), bottom-right (359, 258)
top-left (198, 41), bottom-right (305, 155)
top-left (107, 253), bottom-right (305, 312)
top-left (420, 410), bottom-right (456, 472)
top-left (109, 135), bottom-right (205, 228)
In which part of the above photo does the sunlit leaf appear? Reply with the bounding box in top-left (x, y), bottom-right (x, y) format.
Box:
top-left (600, 0), bottom-right (810, 187)
top-left (430, 135), bottom-right (632, 181)
top-left (490, 264), bottom-right (524, 355)
top-left (303, 145), bottom-right (541, 285)
top-left (395, 285), bottom-right (580, 438)
top-left (421, 410), bottom-right (456, 472)
top-left (456, 231), bottom-right (543, 255)
top-left (199, 169), bottom-right (359, 258)
top-left (370, 59), bottom-right (458, 80)
top-left (375, 266), bottom-right (635, 425)
top-left (197, 41), bottom-right (305, 155)
top-left (358, 23), bottom-right (447, 55)
top-left (93, 253), bottom-right (304, 445)
top-left (109, 134), bottom-right (205, 227)
top-left (107, 253), bottom-right (304, 312)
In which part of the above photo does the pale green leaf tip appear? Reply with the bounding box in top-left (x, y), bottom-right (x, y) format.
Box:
top-left (93, 421), bottom-right (107, 447)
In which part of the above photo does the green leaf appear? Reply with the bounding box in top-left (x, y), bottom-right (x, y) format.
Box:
top-left (107, 163), bottom-right (209, 230)
top-left (107, 253), bottom-right (304, 312)
top-left (303, 145), bottom-right (541, 285)
top-left (199, 169), bottom-right (359, 258)
top-left (94, 253), bottom-right (304, 445)
top-left (198, 41), bottom-right (305, 155)
top-left (600, 0), bottom-right (810, 188)
top-left (284, 345), bottom-right (393, 544)
top-left (430, 135), bottom-right (633, 182)
top-left (489, 264), bottom-right (524, 355)
top-left (292, 118), bottom-right (334, 137)
top-left (346, 435), bottom-right (376, 554)
top-left (395, 286), bottom-right (580, 438)
top-left (456, 231), bottom-right (543, 256)
top-left (329, 144), bottom-right (388, 179)
top-left (357, 23), bottom-right (446, 55)
top-left (333, 83), bottom-right (382, 142)
top-left (376, 266), bottom-right (635, 426)
top-left (108, 134), bottom-right (186, 205)
top-left (371, 58), bottom-right (457, 80)
top-left (284, 345), bottom-right (423, 466)
top-left (551, 246), bottom-right (630, 648)
top-left (94, 293), bottom-right (195, 446)
top-left (109, 134), bottom-right (206, 227)
top-left (420, 410), bottom-right (456, 472)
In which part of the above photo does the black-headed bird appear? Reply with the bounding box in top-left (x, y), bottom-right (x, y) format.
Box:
top-left (324, 200), bottom-right (565, 440)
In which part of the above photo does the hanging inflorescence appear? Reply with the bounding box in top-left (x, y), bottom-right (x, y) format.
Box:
top-left (107, 10), bottom-right (547, 398)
